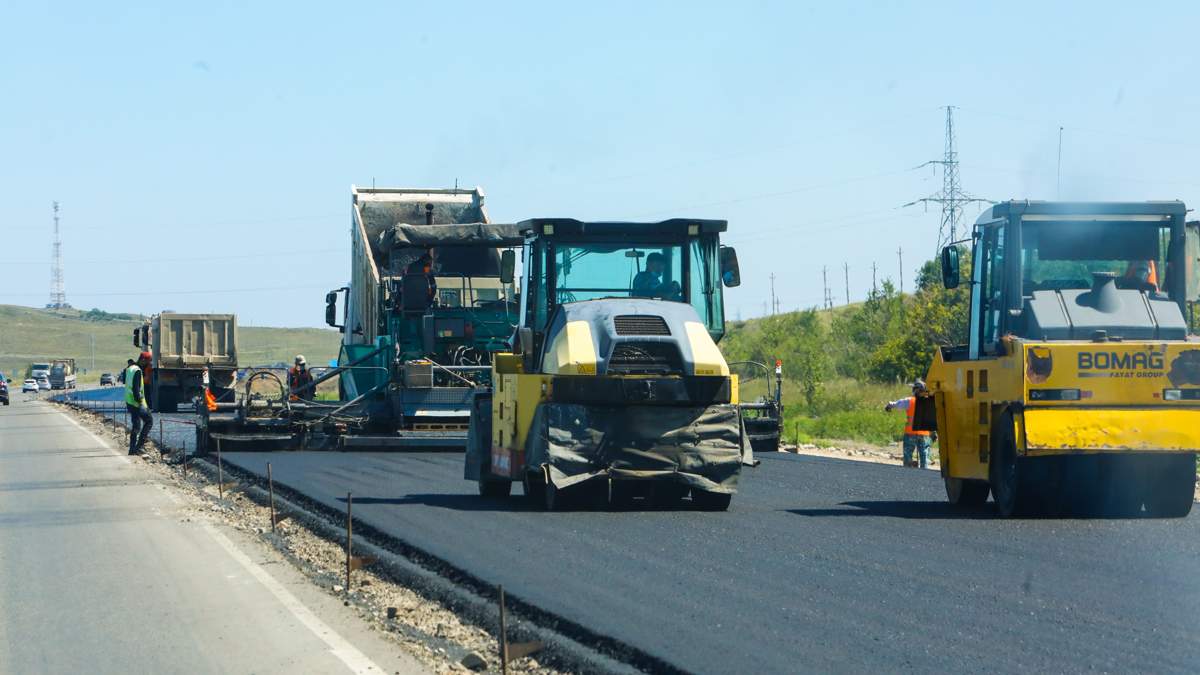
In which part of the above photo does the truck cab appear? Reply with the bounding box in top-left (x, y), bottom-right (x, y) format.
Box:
top-left (925, 201), bottom-right (1200, 516)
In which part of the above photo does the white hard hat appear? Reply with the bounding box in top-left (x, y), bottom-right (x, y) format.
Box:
top-left (295, 354), bottom-right (306, 365)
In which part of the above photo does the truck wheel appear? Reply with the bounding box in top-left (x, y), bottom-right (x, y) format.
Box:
top-left (990, 411), bottom-right (1035, 517)
top-left (691, 489), bottom-right (732, 511)
top-left (945, 477), bottom-right (989, 508)
top-left (1142, 454), bottom-right (1195, 518)
top-left (523, 471), bottom-right (553, 510)
top-left (478, 478), bottom-right (512, 499)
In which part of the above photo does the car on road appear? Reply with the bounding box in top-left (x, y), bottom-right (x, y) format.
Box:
top-left (22, 379), bottom-right (39, 394)
top-left (35, 376), bottom-right (51, 391)
top-left (0, 375), bottom-right (8, 406)
top-left (100, 373), bottom-right (115, 386)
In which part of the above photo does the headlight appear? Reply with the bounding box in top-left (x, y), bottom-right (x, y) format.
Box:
top-left (1164, 389), bottom-right (1182, 401)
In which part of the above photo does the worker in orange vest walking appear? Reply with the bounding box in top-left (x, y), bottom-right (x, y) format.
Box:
top-left (884, 379), bottom-right (935, 468)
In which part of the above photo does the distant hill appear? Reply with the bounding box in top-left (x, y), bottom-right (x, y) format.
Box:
top-left (0, 305), bottom-right (341, 383)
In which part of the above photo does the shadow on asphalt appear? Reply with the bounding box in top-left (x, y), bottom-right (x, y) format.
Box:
top-left (786, 500), bottom-right (998, 520)
top-left (336, 493), bottom-right (710, 513)
top-left (336, 493), bottom-right (540, 512)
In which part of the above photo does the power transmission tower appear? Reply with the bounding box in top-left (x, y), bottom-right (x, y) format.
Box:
top-left (897, 246), bottom-right (904, 294)
top-left (843, 262), bottom-right (850, 305)
top-left (48, 201), bottom-right (69, 309)
top-left (904, 106), bottom-right (991, 253)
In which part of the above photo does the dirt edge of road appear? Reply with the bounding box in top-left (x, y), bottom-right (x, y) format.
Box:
top-left (55, 401), bottom-right (629, 675)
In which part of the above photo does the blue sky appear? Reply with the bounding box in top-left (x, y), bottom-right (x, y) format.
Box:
top-left (2, 1), bottom-right (1198, 326)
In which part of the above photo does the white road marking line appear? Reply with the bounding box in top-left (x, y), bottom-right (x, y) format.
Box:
top-left (200, 521), bottom-right (384, 674)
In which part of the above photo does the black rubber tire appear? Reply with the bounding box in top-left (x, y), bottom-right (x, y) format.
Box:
top-left (1142, 453), bottom-right (1196, 518)
top-left (945, 477), bottom-right (990, 508)
top-left (652, 483), bottom-right (689, 508)
top-left (691, 489), bottom-right (733, 511)
top-left (478, 478), bottom-right (513, 499)
top-left (543, 482), bottom-right (560, 511)
top-left (153, 386), bottom-right (177, 413)
top-left (523, 471), bottom-right (553, 510)
top-left (990, 411), bottom-right (1035, 517)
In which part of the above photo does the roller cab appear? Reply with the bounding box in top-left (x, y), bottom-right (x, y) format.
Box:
top-left (923, 201), bottom-right (1200, 517)
top-left (465, 218), bottom-right (749, 510)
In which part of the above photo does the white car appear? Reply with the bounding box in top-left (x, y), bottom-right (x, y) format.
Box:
top-left (22, 379), bottom-right (39, 393)
top-left (36, 377), bottom-right (51, 391)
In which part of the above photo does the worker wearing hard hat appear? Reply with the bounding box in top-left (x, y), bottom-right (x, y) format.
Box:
top-left (884, 379), bottom-right (936, 468)
top-left (124, 351), bottom-right (154, 455)
top-left (288, 355), bottom-right (315, 401)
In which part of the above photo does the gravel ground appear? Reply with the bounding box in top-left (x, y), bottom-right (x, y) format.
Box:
top-left (55, 399), bottom-right (566, 675)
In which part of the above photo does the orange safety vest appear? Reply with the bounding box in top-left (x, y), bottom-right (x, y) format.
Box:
top-left (904, 397), bottom-right (931, 436)
top-left (1124, 260), bottom-right (1158, 288)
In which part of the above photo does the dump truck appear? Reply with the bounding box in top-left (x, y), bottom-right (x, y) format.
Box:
top-left (919, 201), bottom-right (1200, 517)
top-left (465, 218), bottom-right (750, 510)
top-left (197, 186), bottom-right (521, 452)
top-left (48, 358), bottom-right (76, 390)
top-left (134, 313), bottom-right (238, 412)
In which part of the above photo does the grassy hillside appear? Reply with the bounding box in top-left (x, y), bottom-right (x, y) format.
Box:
top-left (0, 305), bottom-right (341, 383)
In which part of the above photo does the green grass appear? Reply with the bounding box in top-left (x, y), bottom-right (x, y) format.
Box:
top-left (738, 373), bottom-right (910, 446)
top-left (0, 304), bottom-right (341, 384)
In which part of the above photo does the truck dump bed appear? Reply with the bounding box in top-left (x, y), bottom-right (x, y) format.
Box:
top-left (346, 187), bottom-right (489, 346)
top-left (153, 313), bottom-right (238, 368)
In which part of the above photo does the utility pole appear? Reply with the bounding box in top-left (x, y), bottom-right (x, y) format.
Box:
top-left (90, 334), bottom-right (95, 372)
top-left (48, 202), bottom-right (68, 310)
top-left (871, 262), bottom-right (878, 296)
top-left (897, 246), bottom-right (904, 294)
top-left (843, 262), bottom-right (850, 305)
top-left (1056, 126), bottom-right (1064, 200)
top-left (769, 273), bottom-right (778, 315)
top-left (904, 106), bottom-right (991, 254)
top-left (822, 266), bottom-right (832, 311)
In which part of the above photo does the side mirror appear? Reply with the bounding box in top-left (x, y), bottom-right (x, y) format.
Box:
top-left (325, 290), bottom-right (343, 331)
top-left (720, 246), bottom-right (741, 288)
top-left (132, 328), bottom-right (140, 347)
top-left (500, 249), bottom-right (516, 285)
top-left (517, 326), bottom-right (535, 373)
top-left (941, 246), bottom-right (960, 289)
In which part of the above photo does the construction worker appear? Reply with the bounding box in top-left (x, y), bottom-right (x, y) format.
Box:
top-left (289, 355), bottom-right (315, 401)
top-left (884, 379), bottom-right (935, 468)
top-left (124, 352), bottom-right (153, 455)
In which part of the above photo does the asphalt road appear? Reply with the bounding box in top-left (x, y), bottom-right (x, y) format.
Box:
top-left (0, 396), bottom-right (423, 674)
top-left (217, 449), bottom-right (1200, 674)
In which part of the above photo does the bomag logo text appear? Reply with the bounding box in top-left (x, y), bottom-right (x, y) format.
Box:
top-left (1077, 351), bottom-right (1165, 370)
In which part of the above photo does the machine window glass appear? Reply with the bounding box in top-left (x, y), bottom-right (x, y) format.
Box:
top-left (689, 238), bottom-right (724, 339)
top-left (1021, 222), bottom-right (1172, 297)
top-left (552, 243), bottom-right (684, 304)
top-left (980, 227), bottom-right (1005, 352)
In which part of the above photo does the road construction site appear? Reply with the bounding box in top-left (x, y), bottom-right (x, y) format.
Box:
top-left (9, 191), bottom-right (1200, 674)
top-left (41, 385), bottom-right (1200, 674)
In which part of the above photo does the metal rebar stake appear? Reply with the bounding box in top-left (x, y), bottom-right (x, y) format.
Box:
top-left (268, 462), bottom-right (276, 532)
top-left (499, 585), bottom-right (509, 675)
top-left (345, 491), bottom-right (353, 596)
top-left (217, 438), bottom-right (224, 500)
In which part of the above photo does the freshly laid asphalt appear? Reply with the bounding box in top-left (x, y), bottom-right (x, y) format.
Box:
top-left (213, 448), bottom-right (1200, 674)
